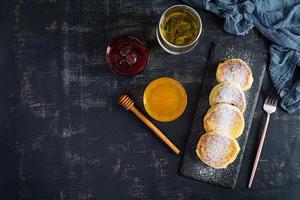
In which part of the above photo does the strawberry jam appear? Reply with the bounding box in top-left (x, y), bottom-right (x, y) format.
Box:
top-left (106, 35), bottom-right (149, 76)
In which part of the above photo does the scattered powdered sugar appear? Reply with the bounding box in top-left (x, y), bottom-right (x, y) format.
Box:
top-left (224, 47), bottom-right (254, 66)
top-left (220, 61), bottom-right (250, 88)
top-left (202, 134), bottom-right (232, 167)
top-left (189, 161), bottom-right (223, 181)
top-left (214, 85), bottom-right (245, 111)
top-left (209, 105), bottom-right (239, 132)
top-left (222, 47), bottom-right (255, 89)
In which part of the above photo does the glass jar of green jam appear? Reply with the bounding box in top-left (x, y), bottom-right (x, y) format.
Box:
top-left (156, 5), bottom-right (202, 55)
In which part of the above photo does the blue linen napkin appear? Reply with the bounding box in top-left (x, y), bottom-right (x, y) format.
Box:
top-left (183, 0), bottom-right (300, 113)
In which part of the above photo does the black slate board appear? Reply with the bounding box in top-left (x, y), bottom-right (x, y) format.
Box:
top-left (180, 41), bottom-right (267, 188)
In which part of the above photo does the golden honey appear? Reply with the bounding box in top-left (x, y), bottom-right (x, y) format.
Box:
top-left (143, 77), bottom-right (187, 122)
top-left (160, 9), bottom-right (200, 46)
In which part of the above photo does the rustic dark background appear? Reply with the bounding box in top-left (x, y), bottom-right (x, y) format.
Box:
top-left (0, 0), bottom-right (299, 200)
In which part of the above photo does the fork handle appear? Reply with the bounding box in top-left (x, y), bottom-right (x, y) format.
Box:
top-left (248, 112), bottom-right (270, 188)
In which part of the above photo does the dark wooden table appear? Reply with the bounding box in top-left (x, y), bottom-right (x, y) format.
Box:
top-left (1, 0), bottom-right (300, 199)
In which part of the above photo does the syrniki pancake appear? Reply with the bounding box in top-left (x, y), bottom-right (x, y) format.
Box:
top-left (216, 58), bottom-right (253, 91)
top-left (209, 81), bottom-right (246, 113)
top-left (195, 131), bottom-right (240, 169)
top-left (203, 103), bottom-right (245, 139)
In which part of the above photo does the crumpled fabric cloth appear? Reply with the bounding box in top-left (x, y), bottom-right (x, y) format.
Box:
top-left (183, 0), bottom-right (300, 113)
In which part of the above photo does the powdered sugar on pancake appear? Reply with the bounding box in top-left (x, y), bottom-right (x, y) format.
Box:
top-left (220, 60), bottom-right (251, 88)
top-left (207, 105), bottom-right (239, 132)
top-left (214, 84), bottom-right (245, 112)
top-left (199, 134), bottom-right (233, 168)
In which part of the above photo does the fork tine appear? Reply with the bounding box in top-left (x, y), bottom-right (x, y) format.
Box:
top-left (269, 90), bottom-right (279, 106)
top-left (270, 94), bottom-right (275, 105)
top-left (265, 94), bottom-right (271, 104)
top-left (273, 95), bottom-right (279, 105)
top-left (264, 89), bottom-right (279, 105)
top-left (264, 93), bottom-right (270, 103)
top-left (271, 97), bottom-right (276, 105)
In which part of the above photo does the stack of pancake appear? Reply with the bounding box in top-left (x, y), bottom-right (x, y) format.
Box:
top-left (196, 59), bottom-right (253, 169)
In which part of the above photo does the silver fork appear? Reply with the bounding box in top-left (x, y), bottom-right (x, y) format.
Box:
top-left (248, 90), bottom-right (279, 188)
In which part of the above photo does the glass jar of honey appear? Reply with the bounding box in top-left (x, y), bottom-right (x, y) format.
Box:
top-left (156, 5), bottom-right (202, 55)
top-left (143, 77), bottom-right (187, 122)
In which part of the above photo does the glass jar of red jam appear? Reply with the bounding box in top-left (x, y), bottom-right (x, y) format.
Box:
top-left (106, 35), bottom-right (149, 76)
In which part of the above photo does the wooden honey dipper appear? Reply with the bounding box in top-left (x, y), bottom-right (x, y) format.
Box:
top-left (119, 94), bottom-right (180, 155)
